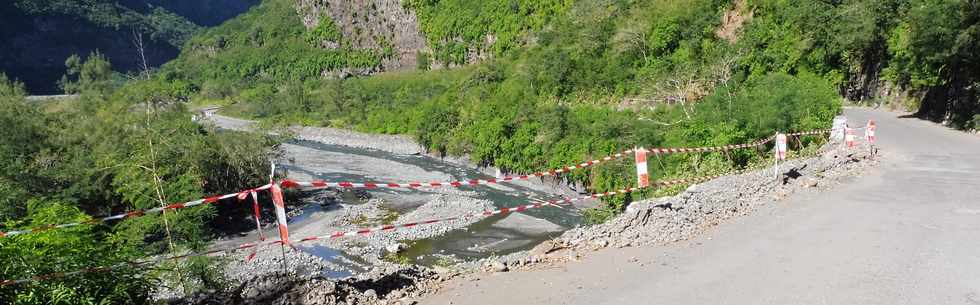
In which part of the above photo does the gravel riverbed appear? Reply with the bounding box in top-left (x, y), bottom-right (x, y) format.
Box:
top-left (189, 115), bottom-right (572, 303)
top-left (177, 136), bottom-right (878, 305)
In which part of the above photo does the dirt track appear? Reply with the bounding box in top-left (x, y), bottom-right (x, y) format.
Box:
top-left (420, 108), bottom-right (980, 305)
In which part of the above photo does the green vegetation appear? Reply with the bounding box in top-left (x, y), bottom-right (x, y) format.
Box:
top-left (165, 0), bottom-right (383, 97)
top-left (0, 54), bottom-right (276, 303)
top-left (12, 0), bottom-right (200, 47)
top-left (304, 17), bottom-right (342, 45)
top-left (404, 0), bottom-right (572, 65)
top-left (745, 0), bottom-right (979, 128)
top-left (382, 252), bottom-right (412, 265)
top-left (881, 0), bottom-right (980, 128)
top-left (202, 0), bottom-right (841, 221)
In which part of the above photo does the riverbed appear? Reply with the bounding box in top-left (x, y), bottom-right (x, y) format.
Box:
top-left (205, 115), bottom-right (597, 278)
top-left (281, 140), bottom-right (585, 264)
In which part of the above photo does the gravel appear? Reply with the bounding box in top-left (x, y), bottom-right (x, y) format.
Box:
top-left (206, 114), bottom-right (423, 155)
top-left (172, 140), bottom-right (876, 304)
top-left (179, 264), bottom-right (446, 305)
top-left (192, 114), bottom-right (878, 304)
top-left (551, 141), bottom-right (879, 253)
top-left (292, 126), bottom-right (423, 155)
top-left (336, 194), bottom-right (495, 260)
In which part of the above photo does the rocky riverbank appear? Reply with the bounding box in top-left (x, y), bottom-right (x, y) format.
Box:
top-left (176, 140), bottom-right (878, 305)
top-left (477, 141), bottom-right (880, 270)
top-left (196, 114), bottom-right (569, 302)
top-left (207, 114), bottom-right (584, 197)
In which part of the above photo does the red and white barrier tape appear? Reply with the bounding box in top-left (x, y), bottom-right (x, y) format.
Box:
top-left (645, 136), bottom-right (774, 155)
top-left (1, 128), bottom-right (841, 284)
top-left (270, 182), bottom-right (290, 245)
top-left (0, 188), bottom-right (621, 286)
top-left (0, 184), bottom-right (273, 238)
top-left (280, 150), bottom-right (636, 190)
top-left (238, 190), bottom-right (266, 241)
top-left (280, 131), bottom-right (801, 191)
top-left (787, 129), bottom-right (832, 136)
top-left (0, 161), bottom-right (783, 287)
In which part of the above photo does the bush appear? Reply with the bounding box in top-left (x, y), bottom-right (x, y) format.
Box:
top-left (1, 55), bottom-right (277, 303)
top-left (0, 201), bottom-right (152, 305)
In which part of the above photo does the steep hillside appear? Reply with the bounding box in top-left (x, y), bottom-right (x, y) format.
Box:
top-left (57, 0), bottom-right (980, 212)
top-left (157, 0), bottom-right (842, 214)
top-left (0, 0), bottom-right (258, 94)
top-left (152, 0), bottom-right (980, 211)
top-left (161, 0), bottom-right (568, 91)
top-left (295, 0), bottom-right (429, 71)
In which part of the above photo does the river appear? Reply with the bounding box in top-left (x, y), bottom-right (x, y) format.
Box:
top-left (280, 139), bottom-right (586, 271)
top-left (205, 114), bottom-right (592, 277)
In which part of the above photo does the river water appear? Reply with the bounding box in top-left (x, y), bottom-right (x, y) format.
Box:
top-left (280, 140), bottom-right (585, 268)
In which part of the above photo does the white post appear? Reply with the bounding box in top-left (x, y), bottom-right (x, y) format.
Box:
top-left (774, 156), bottom-right (779, 180)
top-left (635, 147), bottom-right (649, 188)
top-left (774, 133), bottom-right (787, 181)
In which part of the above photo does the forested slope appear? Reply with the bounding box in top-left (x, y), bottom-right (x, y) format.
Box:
top-left (150, 0), bottom-right (979, 213)
top-left (0, 0), bottom-right (259, 94)
top-left (0, 55), bottom-right (277, 303)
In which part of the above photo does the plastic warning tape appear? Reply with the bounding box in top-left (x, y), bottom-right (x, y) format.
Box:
top-left (280, 131), bottom-right (807, 191)
top-left (293, 166), bottom-right (772, 242)
top-left (645, 136), bottom-right (774, 155)
top-left (0, 184), bottom-right (273, 239)
top-left (280, 149), bottom-right (637, 190)
top-left (296, 186), bottom-right (644, 241)
top-left (0, 163), bottom-right (778, 287)
top-left (0, 185), bottom-right (644, 286)
top-left (787, 129), bottom-right (832, 136)
top-left (0, 128), bottom-right (836, 285)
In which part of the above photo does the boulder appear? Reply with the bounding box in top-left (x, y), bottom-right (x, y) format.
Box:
top-left (487, 260), bottom-right (508, 272)
top-left (385, 243), bottom-right (406, 254)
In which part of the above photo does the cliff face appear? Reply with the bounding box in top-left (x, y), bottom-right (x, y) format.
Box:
top-left (295, 0), bottom-right (429, 71)
top-left (0, 0), bottom-right (259, 94)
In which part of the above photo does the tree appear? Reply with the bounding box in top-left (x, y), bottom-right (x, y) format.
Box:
top-left (0, 74), bottom-right (43, 221)
top-left (59, 52), bottom-right (113, 95)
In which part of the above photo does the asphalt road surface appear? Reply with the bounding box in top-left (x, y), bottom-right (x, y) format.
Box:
top-left (421, 108), bottom-right (980, 305)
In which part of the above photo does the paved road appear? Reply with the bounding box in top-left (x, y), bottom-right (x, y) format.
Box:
top-left (422, 108), bottom-right (980, 305)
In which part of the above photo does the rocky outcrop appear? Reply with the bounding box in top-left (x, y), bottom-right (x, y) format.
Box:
top-left (715, 0), bottom-right (752, 43)
top-left (296, 0), bottom-right (429, 72)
